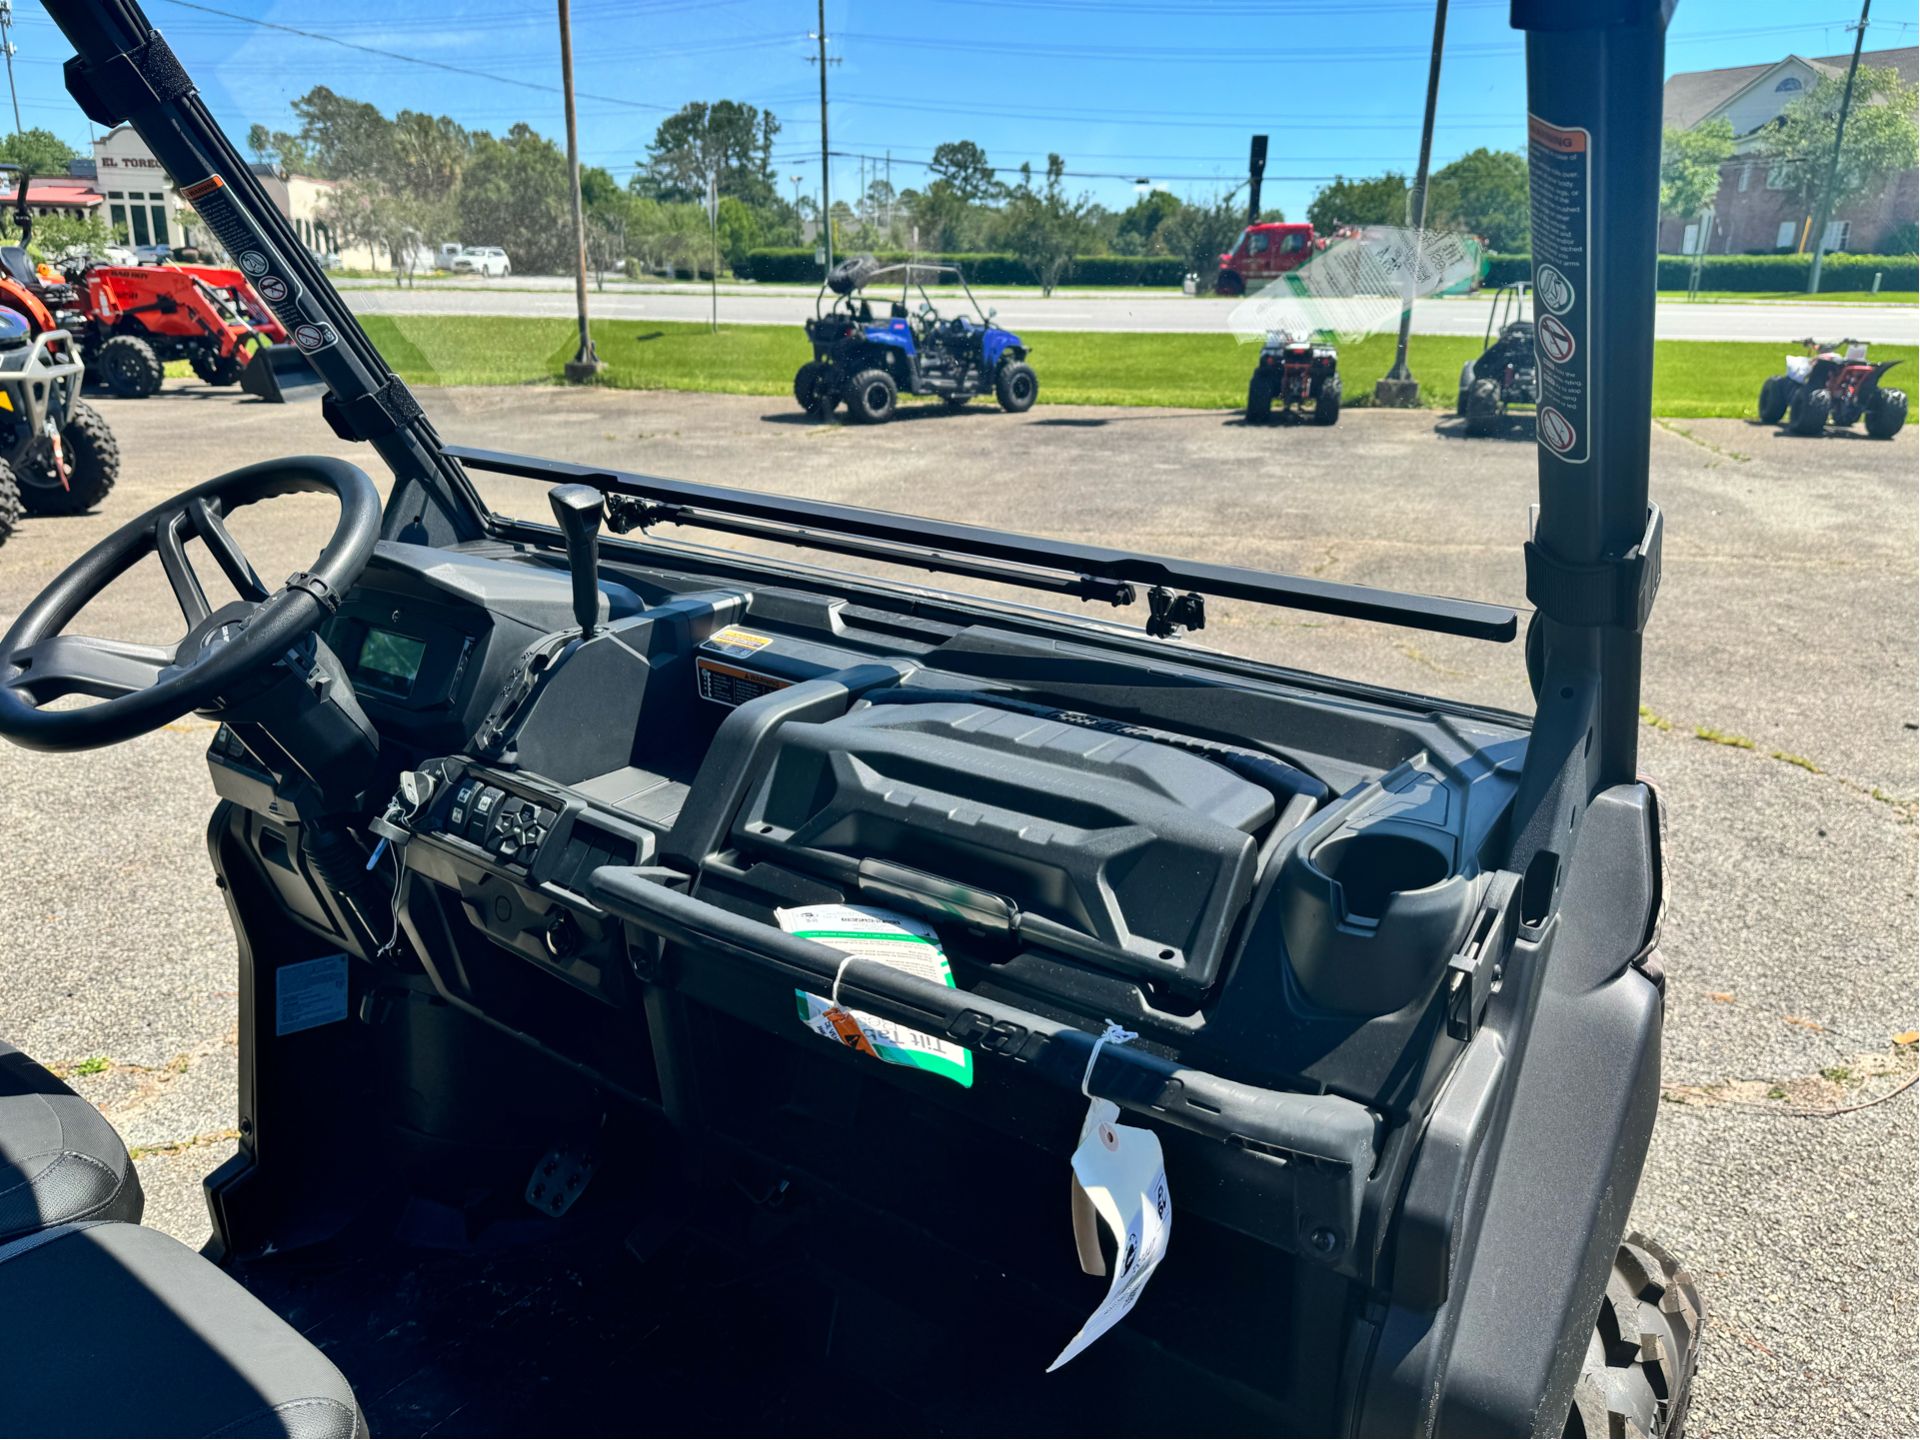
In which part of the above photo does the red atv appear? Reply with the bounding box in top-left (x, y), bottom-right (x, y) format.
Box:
top-left (1758, 337), bottom-right (1908, 439)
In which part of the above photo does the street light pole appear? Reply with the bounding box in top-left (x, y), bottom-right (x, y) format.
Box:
top-left (1806, 0), bottom-right (1870, 295)
top-left (1376, 0), bottom-right (1448, 407)
top-left (557, 0), bottom-right (602, 382)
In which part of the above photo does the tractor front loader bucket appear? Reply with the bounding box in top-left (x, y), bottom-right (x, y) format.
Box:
top-left (239, 343), bottom-right (326, 403)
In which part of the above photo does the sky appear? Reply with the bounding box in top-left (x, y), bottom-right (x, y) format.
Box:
top-left (4, 0), bottom-right (1911, 221)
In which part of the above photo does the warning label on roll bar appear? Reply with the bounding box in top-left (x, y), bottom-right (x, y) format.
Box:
top-left (1528, 115), bottom-right (1590, 464)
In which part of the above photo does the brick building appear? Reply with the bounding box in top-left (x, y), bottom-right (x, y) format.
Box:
top-left (1658, 47), bottom-right (1918, 256)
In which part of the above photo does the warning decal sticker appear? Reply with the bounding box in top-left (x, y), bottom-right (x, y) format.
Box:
top-left (1527, 115), bottom-right (1591, 464)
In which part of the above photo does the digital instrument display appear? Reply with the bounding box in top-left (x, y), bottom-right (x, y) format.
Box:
top-left (355, 627), bottom-right (428, 697)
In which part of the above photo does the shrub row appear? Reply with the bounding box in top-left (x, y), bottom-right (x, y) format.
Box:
top-left (1484, 250), bottom-right (1917, 292)
top-left (740, 248), bottom-right (1191, 287)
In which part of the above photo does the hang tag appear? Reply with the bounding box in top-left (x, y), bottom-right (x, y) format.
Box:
top-left (1049, 1099), bottom-right (1172, 1372)
top-left (780, 903), bottom-right (973, 1088)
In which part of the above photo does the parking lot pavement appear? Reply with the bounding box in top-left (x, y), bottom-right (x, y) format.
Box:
top-left (0, 386), bottom-right (1911, 1434)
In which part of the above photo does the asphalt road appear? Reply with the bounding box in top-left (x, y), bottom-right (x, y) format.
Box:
top-left (0, 383), bottom-right (1912, 1436)
top-left (337, 277), bottom-right (1920, 345)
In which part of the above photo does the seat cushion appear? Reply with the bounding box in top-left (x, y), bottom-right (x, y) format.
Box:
top-left (0, 1222), bottom-right (364, 1437)
top-left (0, 1038), bottom-right (143, 1243)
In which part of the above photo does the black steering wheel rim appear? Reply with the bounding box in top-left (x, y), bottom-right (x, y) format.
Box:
top-left (0, 456), bottom-right (382, 753)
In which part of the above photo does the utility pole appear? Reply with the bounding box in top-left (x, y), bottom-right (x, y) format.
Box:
top-left (557, 0), bottom-right (602, 381)
top-left (1807, 0), bottom-right (1870, 294)
top-left (0, 3), bottom-right (23, 137)
top-left (809, 0), bottom-right (839, 277)
top-left (1376, 0), bottom-right (1448, 407)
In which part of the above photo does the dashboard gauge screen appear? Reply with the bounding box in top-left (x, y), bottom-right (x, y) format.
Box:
top-left (355, 627), bottom-right (428, 698)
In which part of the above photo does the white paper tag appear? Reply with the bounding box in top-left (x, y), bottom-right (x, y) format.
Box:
top-left (1049, 1099), bottom-right (1172, 1371)
top-left (275, 953), bottom-right (348, 1036)
top-left (779, 903), bottom-right (973, 1088)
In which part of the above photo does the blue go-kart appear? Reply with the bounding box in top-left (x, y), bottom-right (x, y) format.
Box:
top-left (794, 255), bottom-right (1036, 423)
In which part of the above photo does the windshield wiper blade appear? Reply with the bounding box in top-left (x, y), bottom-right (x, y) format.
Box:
top-left (449, 445), bottom-right (1519, 643)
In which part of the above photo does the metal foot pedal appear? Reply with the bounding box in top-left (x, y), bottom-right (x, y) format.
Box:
top-left (526, 1144), bottom-right (595, 1217)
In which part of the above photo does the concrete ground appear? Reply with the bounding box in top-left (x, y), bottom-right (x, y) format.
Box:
top-left (0, 383), bottom-right (1912, 1436)
top-left (337, 278), bottom-right (1920, 345)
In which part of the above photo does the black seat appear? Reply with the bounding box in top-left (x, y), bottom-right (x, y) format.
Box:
top-left (0, 1037), bottom-right (143, 1243)
top-left (0, 1221), bottom-right (365, 1436)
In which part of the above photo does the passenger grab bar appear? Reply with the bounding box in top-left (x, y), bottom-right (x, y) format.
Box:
top-left (587, 865), bottom-right (1379, 1174)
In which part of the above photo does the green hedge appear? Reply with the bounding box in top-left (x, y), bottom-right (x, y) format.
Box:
top-left (1483, 250), bottom-right (1916, 292)
top-left (741, 248), bottom-right (1189, 287)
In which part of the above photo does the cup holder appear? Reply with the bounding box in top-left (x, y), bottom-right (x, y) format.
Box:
top-left (1313, 831), bottom-right (1451, 922)
top-left (1279, 823), bottom-right (1471, 1015)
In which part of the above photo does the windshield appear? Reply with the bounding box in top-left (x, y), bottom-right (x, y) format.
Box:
top-left (17, 0), bottom-right (1914, 713)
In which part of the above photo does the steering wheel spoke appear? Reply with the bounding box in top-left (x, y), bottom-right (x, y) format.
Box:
top-left (156, 510), bottom-right (211, 625)
top-left (5, 634), bottom-right (175, 704)
top-left (156, 498), bottom-right (269, 627)
top-left (188, 498), bottom-right (269, 602)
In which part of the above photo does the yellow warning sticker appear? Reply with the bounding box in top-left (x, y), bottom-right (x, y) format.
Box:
top-left (702, 624), bottom-right (774, 660)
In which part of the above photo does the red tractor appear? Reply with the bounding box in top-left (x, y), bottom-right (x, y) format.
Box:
top-left (65, 259), bottom-right (307, 399)
top-left (1759, 337), bottom-right (1908, 439)
top-left (0, 169), bottom-right (118, 544)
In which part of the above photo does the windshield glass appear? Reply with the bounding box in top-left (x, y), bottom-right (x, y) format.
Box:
top-left (18, 0), bottom-right (1909, 713)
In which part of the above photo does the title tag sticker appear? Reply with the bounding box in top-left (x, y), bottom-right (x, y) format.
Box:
top-left (779, 903), bottom-right (973, 1088)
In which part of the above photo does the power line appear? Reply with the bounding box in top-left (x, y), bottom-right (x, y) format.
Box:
top-left (152, 0), bottom-right (687, 111)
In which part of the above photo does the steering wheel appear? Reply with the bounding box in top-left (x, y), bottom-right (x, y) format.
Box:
top-left (0, 457), bottom-right (382, 753)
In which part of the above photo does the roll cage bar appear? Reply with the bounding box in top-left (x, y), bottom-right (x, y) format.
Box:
top-left (38, 0), bottom-right (1666, 881)
top-left (816, 258), bottom-right (994, 327)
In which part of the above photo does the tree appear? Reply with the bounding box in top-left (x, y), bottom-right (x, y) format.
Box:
top-left (1657, 119), bottom-right (1733, 225)
top-left (323, 180), bottom-right (448, 285)
top-left (996, 154), bottom-right (1094, 294)
top-left (1757, 64), bottom-right (1920, 215)
top-left (637, 101), bottom-right (780, 208)
top-left (1306, 172), bottom-right (1408, 232)
top-left (1112, 190), bottom-right (1184, 256)
top-left (458, 124), bottom-right (573, 274)
top-left (1158, 190), bottom-right (1245, 279)
top-left (928, 141), bottom-right (1001, 205)
top-left (1427, 148), bottom-right (1531, 251)
top-left (3, 210), bottom-right (121, 263)
top-left (0, 129), bottom-right (79, 179)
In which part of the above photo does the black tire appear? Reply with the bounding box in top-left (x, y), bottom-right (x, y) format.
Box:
top-left (1214, 269), bottom-right (1245, 296)
top-left (1789, 383), bottom-right (1831, 435)
top-left (996, 360), bottom-right (1037, 414)
top-left (845, 368), bottom-right (897, 424)
top-left (1565, 1233), bottom-right (1703, 1439)
top-left (190, 347), bottom-right (245, 386)
top-left (793, 360), bottom-right (835, 417)
top-left (1865, 386), bottom-right (1908, 439)
top-left (1246, 373), bottom-right (1273, 424)
top-left (1313, 373), bottom-right (1342, 426)
top-left (1464, 377), bottom-right (1502, 436)
top-left (1456, 387), bottom-right (1471, 418)
top-left (1756, 374), bottom-right (1793, 424)
top-left (0, 461), bottom-right (20, 548)
top-left (95, 334), bottom-right (163, 398)
top-left (19, 401), bottom-right (120, 516)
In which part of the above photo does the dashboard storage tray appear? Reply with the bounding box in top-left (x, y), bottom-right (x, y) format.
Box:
top-left (730, 701), bottom-right (1276, 992)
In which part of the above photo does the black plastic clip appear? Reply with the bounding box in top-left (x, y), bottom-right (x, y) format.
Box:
top-left (283, 571), bottom-right (342, 614)
top-left (1145, 586), bottom-right (1206, 639)
top-left (604, 493), bottom-right (688, 534)
top-left (1523, 502), bottom-right (1662, 633)
top-left (64, 33), bottom-right (195, 128)
top-left (1445, 872), bottom-right (1519, 1042)
top-left (322, 376), bottom-right (423, 444)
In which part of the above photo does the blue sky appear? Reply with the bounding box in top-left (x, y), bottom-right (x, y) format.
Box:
top-left (7, 0), bottom-right (1912, 218)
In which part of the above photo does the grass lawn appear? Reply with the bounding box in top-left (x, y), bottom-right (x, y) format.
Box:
top-left (1655, 289), bottom-right (1918, 305)
top-left (357, 315), bottom-right (1918, 419)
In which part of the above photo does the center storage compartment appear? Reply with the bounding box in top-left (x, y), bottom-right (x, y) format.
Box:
top-left (729, 700), bottom-right (1277, 991)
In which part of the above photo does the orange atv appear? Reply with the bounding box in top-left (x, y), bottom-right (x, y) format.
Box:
top-left (0, 170), bottom-right (117, 544)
